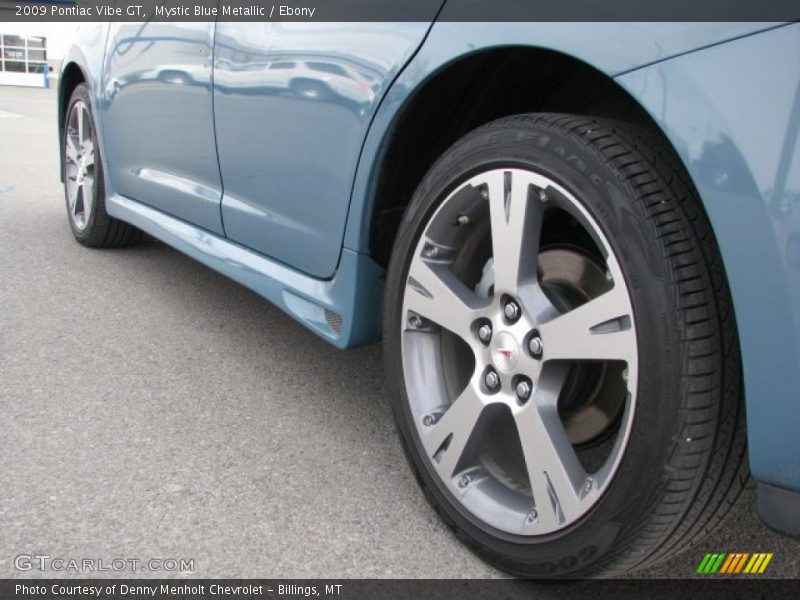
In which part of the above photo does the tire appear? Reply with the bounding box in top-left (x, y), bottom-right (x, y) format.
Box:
top-left (63, 83), bottom-right (141, 247)
top-left (383, 113), bottom-right (746, 578)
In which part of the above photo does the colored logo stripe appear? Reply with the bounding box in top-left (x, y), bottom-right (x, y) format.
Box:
top-left (697, 553), bottom-right (726, 574)
top-left (736, 553), bottom-right (750, 573)
top-left (697, 552), bottom-right (773, 574)
top-left (725, 553), bottom-right (749, 574)
top-left (719, 553), bottom-right (736, 573)
top-left (744, 553), bottom-right (773, 574)
top-left (696, 553), bottom-right (712, 574)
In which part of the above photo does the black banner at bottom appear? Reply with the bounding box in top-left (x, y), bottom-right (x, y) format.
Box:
top-left (2, 579), bottom-right (799, 600)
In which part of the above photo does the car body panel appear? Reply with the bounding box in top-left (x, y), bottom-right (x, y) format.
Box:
top-left (617, 23), bottom-right (800, 491)
top-left (213, 20), bottom-right (441, 278)
top-left (344, 21), bottom-right (781, 253)
top-left (101, 22), bottom-right (224, 234)
top-left (107, 192), bottom-right (384, 348)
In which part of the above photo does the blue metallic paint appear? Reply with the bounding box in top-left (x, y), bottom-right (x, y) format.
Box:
top-left (59, 20), bottom-right (800, 496)
top-left (101, 22), bottom-right (224, 234)
top-left (107, 193), bottom-right (384, 348)
top-left (213, 20), bottom-right (440, 278)
top-left (617, 24), bottom-right (800, 491)
top-left (344, 22), bottom-right (780, 253)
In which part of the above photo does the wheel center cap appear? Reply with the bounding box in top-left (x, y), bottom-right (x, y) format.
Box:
top-left (492, 332), bottom-right (519, 373)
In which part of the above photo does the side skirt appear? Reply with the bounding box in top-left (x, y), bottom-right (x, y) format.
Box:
top-left (107, 194), bottom-right (384, 349)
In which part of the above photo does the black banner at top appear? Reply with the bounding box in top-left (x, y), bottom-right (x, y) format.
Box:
top-left (1, 0), bottom-right (799, 22)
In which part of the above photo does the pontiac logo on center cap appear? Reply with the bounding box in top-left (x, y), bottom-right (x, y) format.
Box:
top-left (492, 332), bottom-right (519, 372)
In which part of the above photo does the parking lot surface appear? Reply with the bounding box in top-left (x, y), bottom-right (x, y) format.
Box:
top-left (1, 86), bottom-right (797, 579)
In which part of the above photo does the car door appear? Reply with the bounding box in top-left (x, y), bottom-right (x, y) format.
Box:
top-left (213, 13), bottom-right (443, 279)
top-left (101, 21), bottom-right (223, 235)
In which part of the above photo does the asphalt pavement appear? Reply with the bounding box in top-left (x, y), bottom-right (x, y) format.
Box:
top-left (0, 85), bottom-right (797, 580)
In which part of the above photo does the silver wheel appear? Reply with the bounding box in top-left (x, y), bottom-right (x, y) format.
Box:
top-left (64, 100), bottom-right (96, 232)
top-left (401, 168), bottom-right (638, 536)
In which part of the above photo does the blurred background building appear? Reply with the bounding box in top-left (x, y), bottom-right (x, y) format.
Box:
top-left (0, 23), bottom-right (70, 87)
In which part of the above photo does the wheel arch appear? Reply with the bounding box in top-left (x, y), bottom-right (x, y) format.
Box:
top-left (353, 46), bottom-right (682, 269)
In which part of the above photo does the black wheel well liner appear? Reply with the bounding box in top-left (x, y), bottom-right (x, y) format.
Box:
top-left (367, 47), bottom-right (667, 268)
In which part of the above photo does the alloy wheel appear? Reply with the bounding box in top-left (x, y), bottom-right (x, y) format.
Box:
top-left (400, 168), bottom-right (638, 536)
top-left (64, 100), bottom-right (96, 232)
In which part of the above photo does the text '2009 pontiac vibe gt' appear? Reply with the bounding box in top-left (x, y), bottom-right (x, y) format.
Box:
top-left (58, 11), bottom-right (799, 577)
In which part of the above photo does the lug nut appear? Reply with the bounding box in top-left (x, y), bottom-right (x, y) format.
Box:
top-left (425, 245), bottom-right (439, 258)
top-left (622, 368), bottom-right (629, 382)
top-left (422, 414), bottom-right (437, 427)
top-left (538, 189), bottom-right (548, 202)
top-left (484, 369), bottom-right (500, 391)
top-left (527, 509), bottom-right (538, 523)
top-left (515, 379), bottom-right (532, 402)
top-left (477, 323), bottom-right (492, 344)
top-left (458, 475), bottom-right (470, 488)
top-left (528, 335), bottom-right (543, 356)
top-left (456, 214), bottom-right (470, 226)
top-left (503, 299), bottom-right (521, 323)
top-left (408, 315), bottom-right (423, 329)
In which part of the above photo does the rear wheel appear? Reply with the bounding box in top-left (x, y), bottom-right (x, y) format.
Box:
top-left (63, 83), bottom-right (140, 247)
top-left (383, 114), bottom-right (746, 577)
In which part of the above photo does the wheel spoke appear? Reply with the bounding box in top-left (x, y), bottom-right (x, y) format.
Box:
top-left (77, 107), bottom-right (85, 146)
top-left (515, 369), bottom-right (585, 528)
top-left (421, 383), bottom-right (486, 480)
top-left (82, 140), bottom-right (95, 167)
top-left (82, 176), bottom-right (93, 223)
top-left (538, 284), bottom-right (635, 363)
top-left (406, 257), bottom-right (486, 342)
top-left (67, 181), bottom-right (79, 214)
top-left (485, 170), bottom-right (545, 294)
top-left (65, 134), bottom-right (79, 165)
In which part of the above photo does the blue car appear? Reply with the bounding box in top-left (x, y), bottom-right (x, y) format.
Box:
top-left (58, 17), bottom-right (799, 577)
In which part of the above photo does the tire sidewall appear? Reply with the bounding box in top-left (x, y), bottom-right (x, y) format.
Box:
top-left (384, 119), bottom-right (686, 576)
